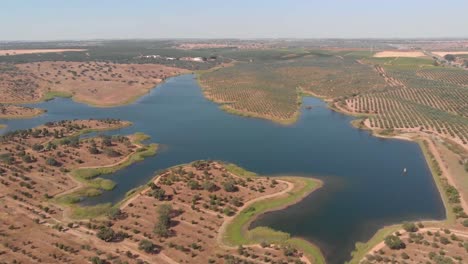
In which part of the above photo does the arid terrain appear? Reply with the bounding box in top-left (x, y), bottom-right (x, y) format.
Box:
top-left (0, 49), bottom-right (87, 56)
top-left (0, 144), bottom-right (321, 264)
top-left (0, 61), bottom-right (187, 106)
top-left (373, 51), bottom-right (426, 58)
top-left (0, 104), bottom-right (44, 119)
top-left (359, 223), bottom-right (468, 264)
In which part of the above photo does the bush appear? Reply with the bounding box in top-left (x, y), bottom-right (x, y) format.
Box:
top-left (401, 252), bottom-right (410, 259)
top-left (222, 180), bottom-right (238, 192)
top-left (103, 148), bottom-right (120, 157)
top-left (188, 180), bottom-right (200, 190)
top-left (444, 54), bottom-right (456, 61)
top-left (96, 227), bottom-right (116, 242)
top-left (138, 239), bottom-right (158, 253)
top-left (384, 235), bottom-right (405, 250)
top-left (202, 181), bottom-right (218, 192)
top-left (154, 204), bottom-right (172, 237)
top-left (46, 157), bottom-right (61, 167)
top-left (402, 222), bottom-right (418, 232)
top-left (151, 188), bottom-right (166, 201)
top-left (462, 219), bottom-right (468, 227)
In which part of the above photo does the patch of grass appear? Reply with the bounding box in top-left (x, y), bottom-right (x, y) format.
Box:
top-left (55, 133), bottom-right (158, 217)
top-left (247, 226), bottom-right (290, 243)
top-left (90, 178), bottom-right (116, 191)
top-left (287, 237), bottom-right (326, 264)
top-left (224, 162), bottom-right (258, 178)
top-left (71, 141), bottom-right (157, 180)
top-left (55, 187), bottom-right (102, 205)
top-left (70, 203), bottom-right (113, 219)
top-left (42, 91), bottom-right (73, 101)
top-left (223, 175), bottom-right (324, 263)
top-left (347, 225), bottom-right (400, 264)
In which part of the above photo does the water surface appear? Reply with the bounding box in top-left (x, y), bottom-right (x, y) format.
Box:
top-left (0, 74), bottom-right (445, 263)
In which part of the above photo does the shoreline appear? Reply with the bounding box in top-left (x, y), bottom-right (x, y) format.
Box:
top-left (219, 163), bottom-right (326, 263)
top-left (1, 71), bottom-right (189, 109)
top-left (336, 117), bottom-right (467, 262)
top-left (53, 132), bottom-right (158, 219)
top-left (196, 70), bottom-right (303, 126)
top-left (112, 161), bottom-right (326, 264)
top-left (195, 73), bottom-right (467, 262)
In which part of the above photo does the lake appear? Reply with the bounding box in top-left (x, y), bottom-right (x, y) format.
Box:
top-left (0, 74), bottom-right (445, 263)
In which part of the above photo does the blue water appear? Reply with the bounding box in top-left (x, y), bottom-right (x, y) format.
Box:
top-left (0, 74), bottom-right (445, 263)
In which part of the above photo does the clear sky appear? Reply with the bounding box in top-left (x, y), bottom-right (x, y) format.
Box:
top-left (1, 0), bottom-right (467, 41)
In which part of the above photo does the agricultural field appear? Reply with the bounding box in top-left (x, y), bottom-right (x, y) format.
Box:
top-left (0, 49), bottom-right (86, 56)
top-left (0, 40), bottom-right (228, 70)
top-left (343, 57), bottom-right (468, 148)
top-left (199, 51), bottom-right (387, 123)
top-left (0, 61), bottom-right (187, 106)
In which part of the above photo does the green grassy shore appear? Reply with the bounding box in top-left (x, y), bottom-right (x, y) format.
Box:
top-left (54, 132), bottom-right (158, 218)
top-left (222, 163), bottom-right (326, 264)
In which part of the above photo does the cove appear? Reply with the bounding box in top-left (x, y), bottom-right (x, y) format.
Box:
top-left (0, 74), bottom-right (445, 264)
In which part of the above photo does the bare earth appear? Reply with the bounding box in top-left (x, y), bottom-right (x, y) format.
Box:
top-left (0, 104), bottom-right (44, 119)
top-left (362, 225), bottom-right (468, 263)
top-left (0, 61), bottom-right (188, 106)
top-left (0, 155), bottom-right (315, 264)
top-left (373, 51), bottom-right (426, 58)
top-left (0, 49), bottom-right (87, 56)
top-left (432, 51), bottom-right (468, 57)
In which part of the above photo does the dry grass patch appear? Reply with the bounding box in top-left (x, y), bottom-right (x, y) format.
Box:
top-left (373, 51), bottom-right (426, 58)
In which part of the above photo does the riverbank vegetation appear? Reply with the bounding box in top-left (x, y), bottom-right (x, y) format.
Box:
top-left (0, 157), bottom-right (325, 263)
top-left (347, 137), bottom-right (468, 263)
top-left (223, 175), bottom-right (324, 263)
top-left (107, 160), bottom-right (324, 263)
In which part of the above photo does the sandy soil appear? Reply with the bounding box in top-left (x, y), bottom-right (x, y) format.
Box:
top-left (373, 51), bottom-right (426, 58)
top-left (110, 161), bottom-right (314, 264)
top-left (0, 49), bottom-right (86, 56)
top-left (0, 119), bottom-right (156, 264)
top-left (362, 226), bottom-right (468, 263)
top-left (176, 43), bottom-right (268, 50)
top-left (0, 104), bottom-right (44, 118)
top-left (432, 51), bottom-right (468, 57)
top-left (0, 61), bottom-right (188, 106)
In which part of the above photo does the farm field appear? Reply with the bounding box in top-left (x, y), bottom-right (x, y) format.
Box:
top-left (373, 51), bottom-right (427, 58)
top-left (343, 57), bottom-right (468, 149)
top-left (198, 51), bottom-right (387, 124)
top-left (199, 48), bottom-right (468, 149)
top-left (0, 49), bottom-right (87, 56)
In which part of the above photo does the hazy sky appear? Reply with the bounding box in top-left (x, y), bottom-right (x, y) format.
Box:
top-left (1, 0), bottom-right (467, 40)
